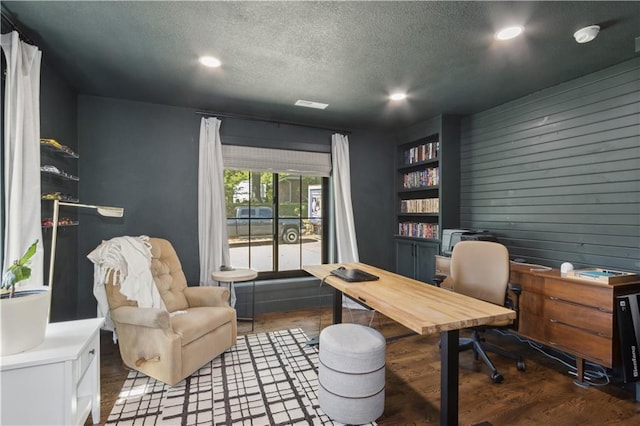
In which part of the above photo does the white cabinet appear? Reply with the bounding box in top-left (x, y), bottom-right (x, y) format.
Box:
top-left (0, 318), bottom-right (104, 425)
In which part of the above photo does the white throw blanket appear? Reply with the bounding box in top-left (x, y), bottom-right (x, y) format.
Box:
top-left (87, 235), bottom-right (166, 332)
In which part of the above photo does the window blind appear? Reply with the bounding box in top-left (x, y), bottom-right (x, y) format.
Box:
top-left (222, 145), bottom-right (331, 177)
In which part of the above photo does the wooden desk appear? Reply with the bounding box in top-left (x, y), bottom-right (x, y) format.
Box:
top-left (435, 255), bottom-right (640, 385)
top-left (304, 262), bottom-right (515, 426)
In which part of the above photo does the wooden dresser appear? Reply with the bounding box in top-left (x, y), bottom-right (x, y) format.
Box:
top-left (435, 255), bottom-right (640, 383)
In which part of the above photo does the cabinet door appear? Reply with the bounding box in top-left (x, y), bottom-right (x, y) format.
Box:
top-left (395, 239), bottom-right (416, 279)
top-left (415, 241), bottom-right (439, 284)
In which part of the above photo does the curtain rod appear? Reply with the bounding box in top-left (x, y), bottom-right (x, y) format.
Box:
top-left (195, 110), bottom-right (351, 135)
top-left (1, 7), bottom-right (35, 45)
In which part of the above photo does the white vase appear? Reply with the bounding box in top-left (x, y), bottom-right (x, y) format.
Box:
top-left (0, 287), bottom-right (51, 356)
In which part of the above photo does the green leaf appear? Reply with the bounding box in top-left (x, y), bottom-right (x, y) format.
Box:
top-left (16, 240), bottom-right (38, 266)
top-left (2, 240), bottom-right (38, 290)
top-left (12, 265), bottom-right (31, 283)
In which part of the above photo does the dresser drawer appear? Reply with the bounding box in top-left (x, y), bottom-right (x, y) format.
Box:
top-left (546, 298), bottom-right (612, 338)
top-left (517, 294), bottom-right (543, 337)
top-left (78, 333), bottom-right (99, 378)
top-left (545, 279), bottom-right (612, 312)
top-left (546, 321), bottom-right (612, 367)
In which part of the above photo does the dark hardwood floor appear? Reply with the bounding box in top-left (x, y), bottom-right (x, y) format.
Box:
top-left (94, 307), bottom-right (640, 425)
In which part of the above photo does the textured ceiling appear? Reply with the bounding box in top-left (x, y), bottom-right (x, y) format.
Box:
top-left (3, 1), bottom-right (639, 130)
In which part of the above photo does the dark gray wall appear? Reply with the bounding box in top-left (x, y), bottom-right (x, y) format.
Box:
top-left (459, 58), bottom-right (640, 272)
top-left (76, 96), bottom-right (395, 318)
top-left (39, 59), bottom-right (79, 321)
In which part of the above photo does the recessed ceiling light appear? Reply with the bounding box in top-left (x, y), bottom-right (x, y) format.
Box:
top-left (294, 100), bottom-right (329, 110)
top-left (199, 56), bottom-right (221, 68)
top-left (495, 26), bottom-right (523, 41)
top-left (573, 25), bottom-right (600, 43)
top-left (390, 92), bottom-right (407, 101)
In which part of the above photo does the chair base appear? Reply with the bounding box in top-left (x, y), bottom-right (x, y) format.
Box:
top-left (459, 330), bottom-right (525, 383)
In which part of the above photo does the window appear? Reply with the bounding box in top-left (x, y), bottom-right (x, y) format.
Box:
top-left (221, 143), bottom-right (331, 279)
top-left (224, 170), bottom-right (327, 278)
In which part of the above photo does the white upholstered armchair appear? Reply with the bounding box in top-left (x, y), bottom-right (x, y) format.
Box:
top-left (99, 237), bottom-right (236, 386)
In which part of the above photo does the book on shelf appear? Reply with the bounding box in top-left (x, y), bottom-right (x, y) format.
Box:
top-left (404, 141), bottom-right (439, 165)
top-left (400, 198), bottom-right (439, 213)
top-left (398, 222), bottom-right (439, 239)
top-left (616, 293), bottom-right (640, 382)
top-left (402, 167), bottom-right (439, 189)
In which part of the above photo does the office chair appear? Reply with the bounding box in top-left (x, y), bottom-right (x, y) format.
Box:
top-left (450, 240), bottom-right (525, 383)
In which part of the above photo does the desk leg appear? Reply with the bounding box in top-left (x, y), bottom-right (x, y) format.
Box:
top-left (440, 329), bottom-right (459, 426)
top-left (333, 289), bottom-right (343, 324)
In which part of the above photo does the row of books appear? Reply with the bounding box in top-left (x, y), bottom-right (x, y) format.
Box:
top-left (400, 198), bottom-right (439, 213)
top-left (402, 167), bottom-right (440, 189)
top-left (403, 141), bottom-right (439, 165)
top-left (398, 222), bottom-right (439, 239)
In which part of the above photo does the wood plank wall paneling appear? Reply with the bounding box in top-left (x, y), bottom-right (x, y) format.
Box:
top-left (460, 58), bottom-right (640, 273)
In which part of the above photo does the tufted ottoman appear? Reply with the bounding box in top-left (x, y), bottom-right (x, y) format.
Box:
top-left (318, 323), bottom-right (386, 424)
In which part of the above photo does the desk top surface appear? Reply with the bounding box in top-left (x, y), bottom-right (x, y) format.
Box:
top-left (304, 263), bottom-right (515, 336)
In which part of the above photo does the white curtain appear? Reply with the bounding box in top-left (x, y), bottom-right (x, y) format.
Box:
top-left (1, 31), bottom-right (43, 288)
top-left (197, 117), bottom-right (235, 305)
top-left (331, 134), bottom-right (359, 263)
top-left (331, 133), bottom-right (364, 310)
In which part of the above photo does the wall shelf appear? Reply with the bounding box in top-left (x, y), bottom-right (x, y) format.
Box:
top-left (40, 139), bottom-right (79, 159)
top-left (42, 222), bottom-right (79, 229)
top-left (41, 169), bottom-right (80, 181)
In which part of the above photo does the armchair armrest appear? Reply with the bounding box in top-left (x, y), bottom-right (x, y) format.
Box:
top-left (432, 275), bottom-right (447, 287)
top-left (508, 282), bottom-right (522, 295)
top-left (506, 282), bottom-right (522, 330)
top-left (110, 306), bottom-right (171, 329)
top-left (184, 286), bottom-right (231, 308)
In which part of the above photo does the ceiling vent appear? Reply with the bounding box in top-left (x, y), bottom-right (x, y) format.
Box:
top-left (295, 100), bottom-right (329, 110)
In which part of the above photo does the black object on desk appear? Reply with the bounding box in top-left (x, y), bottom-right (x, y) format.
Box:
top-left (330, 268), bottom-right (379, 282)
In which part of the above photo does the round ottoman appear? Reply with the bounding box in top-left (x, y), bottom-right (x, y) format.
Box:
top-left (318, 323), bottom-right (385, 424)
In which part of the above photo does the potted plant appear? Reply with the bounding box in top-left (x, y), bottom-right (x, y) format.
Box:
top-left (0, 240), bottom-right (51, 356)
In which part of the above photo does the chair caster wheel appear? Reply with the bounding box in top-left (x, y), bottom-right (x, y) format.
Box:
top-left (491, 372), bottom-right (504, 383)
top-left (517, 359), bottom-right (526, 371)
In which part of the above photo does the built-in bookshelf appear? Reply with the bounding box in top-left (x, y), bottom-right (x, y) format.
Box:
top-left (397, 134), bottom-right (441, 240)
top-left (395, 115), bottom-right (460, 283)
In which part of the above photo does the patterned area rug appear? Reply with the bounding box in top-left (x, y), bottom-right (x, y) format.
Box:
top-left (107, 328), bottom-right (375, 425)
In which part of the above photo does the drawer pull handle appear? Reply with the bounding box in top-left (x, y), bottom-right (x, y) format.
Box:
top-left (549, 319), bottom-right (558, 323)
top-left (548, 341), bottom-right (558, 346)
top-left (89, 349), bottom-right (95, 356)
top-left (549, 296), bottom-right (559, 301)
